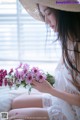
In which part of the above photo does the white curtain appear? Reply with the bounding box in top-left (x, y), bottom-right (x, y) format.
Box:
top-left (0, 0), bottom-right (61, 73)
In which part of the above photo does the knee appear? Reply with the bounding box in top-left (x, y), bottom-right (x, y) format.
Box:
top-left (8, 109), bottom-right (15, 120)
top-left (8, 110), bottom-right (24, 120)
top-left (11, 97), bottom-right (20, 109)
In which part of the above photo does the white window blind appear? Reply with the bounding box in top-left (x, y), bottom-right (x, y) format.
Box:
top-left (0, 0), bottom-right (61, 72)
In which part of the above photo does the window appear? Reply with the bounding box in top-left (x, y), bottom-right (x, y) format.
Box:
top-left (0, 0), bottom-right (61, 73)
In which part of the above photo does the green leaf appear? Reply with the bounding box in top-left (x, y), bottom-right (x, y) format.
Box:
top-left (16, 84), bottom-right (20, 87)
top-left (46, 73), bottom-right (55, 85)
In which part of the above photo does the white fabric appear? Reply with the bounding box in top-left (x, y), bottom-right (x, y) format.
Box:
top-left (0, 86), bottom-right (39, 112)
top-left (42, 63), bottom-right (80, 120)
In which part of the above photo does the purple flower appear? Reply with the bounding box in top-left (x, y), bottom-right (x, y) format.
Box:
top-left (25, 72), bottom-right (34, 84)
top-left (15, 69), bottom-right (24, 81)
top-left (0, 82), bottom-right (2, 86)
top-left (0, 78), bottom-right (3, 86)
top-left (35, 72), bottom-right (46, 83)
top-left (4, 78), bottom-right (8, 86)
top-left (23, 63), bottom-right (29, 74)
top-left (0, 69), bottom-right (8, 86)
top-left (31, 67), bottom-right (40, 76)
top-left (15, 63), bottom-right (22, 70)
top-left (8, 68), bottom-right (13, 75)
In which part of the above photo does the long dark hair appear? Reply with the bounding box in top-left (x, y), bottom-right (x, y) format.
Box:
top-left (37, 4), bottom-right (80, 91)
top-left (57, 10), bottom-right (80, 91)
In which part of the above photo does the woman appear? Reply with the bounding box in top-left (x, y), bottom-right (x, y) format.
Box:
top-left (9, 0), bottom-right (80, 120)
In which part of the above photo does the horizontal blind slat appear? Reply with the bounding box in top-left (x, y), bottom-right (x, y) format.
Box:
top-left (0, 0), bottom-right (61, 64)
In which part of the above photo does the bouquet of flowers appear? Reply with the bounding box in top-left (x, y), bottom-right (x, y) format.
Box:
top-left (0, 63), bottom-right (55, 94)
top-left (0, 69), bottom-right (7, 86)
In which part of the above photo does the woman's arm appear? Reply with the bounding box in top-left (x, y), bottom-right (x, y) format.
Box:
top-left (32, 80), bottom-right (80, 106)
top-left (49, 87), bottom-right (80, 106)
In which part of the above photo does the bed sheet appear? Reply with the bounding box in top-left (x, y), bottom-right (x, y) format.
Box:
top-left (0, 86), bottom-right (40, 112)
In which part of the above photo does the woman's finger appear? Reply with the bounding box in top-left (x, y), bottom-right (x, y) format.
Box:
top-left (32, 80), bottom-right (40, 85)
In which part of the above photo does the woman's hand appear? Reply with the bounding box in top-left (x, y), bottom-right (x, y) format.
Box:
top-left (31, 79), bottom-right (53, 93)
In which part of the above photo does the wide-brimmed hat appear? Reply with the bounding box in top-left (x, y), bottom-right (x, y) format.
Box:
top-left (19, 0), bottom-right (80, 21)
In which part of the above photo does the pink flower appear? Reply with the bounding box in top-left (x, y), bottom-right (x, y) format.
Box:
top-left (15, 69), bottom-right (24, 81)
top-left (0, 74), bottom-right (3, 80)
top-left (31, 67), bottom-right (40, 76)
top-left (26, 72), bottom-right (34, 84)
top-left (35, 72), bottom-right (46, 83)
top-left (0, 81), bottom-right (2, 86)
top-left (23, 63), bottom-right (29, 74)
top-left (4, 78), bottom-right (8, 86)
top-left (3, 70), bottom-right (7, 76)
top-left (0, 69), bottom-right (7, 79)
top-left (0, 63), bottom-right (55, 93)
top-left (0, 69), bottom-right (4, 73)
top-left (0, 69), bottom-right (8, 86)
top-left (8, 69), bottom-right (13, 75)
top-left (15, 63), bottom-right (22, 70)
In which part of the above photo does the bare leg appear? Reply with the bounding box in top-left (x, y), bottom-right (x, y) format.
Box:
top-left (8, 108), bottom-right (49, 120)
top-left (12, 94), bottom-right (43, 109)
top-left (9, 93), bottom-right (49, 120)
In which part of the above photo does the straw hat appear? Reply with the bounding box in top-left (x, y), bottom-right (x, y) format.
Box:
top-left (19, 0), bottom-right (80, 21)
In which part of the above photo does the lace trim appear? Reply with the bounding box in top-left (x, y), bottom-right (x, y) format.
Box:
top-left (42, 93), bottom-right (52, 108)
top-left (47, 105), bottom-right (68, 120)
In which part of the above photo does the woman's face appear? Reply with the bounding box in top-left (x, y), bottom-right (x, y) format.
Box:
top-left (39, 4), bottom-right (57, 32)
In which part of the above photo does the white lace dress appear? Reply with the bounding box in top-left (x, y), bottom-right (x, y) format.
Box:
top-left (42, 62), bottom-right (80, 120)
